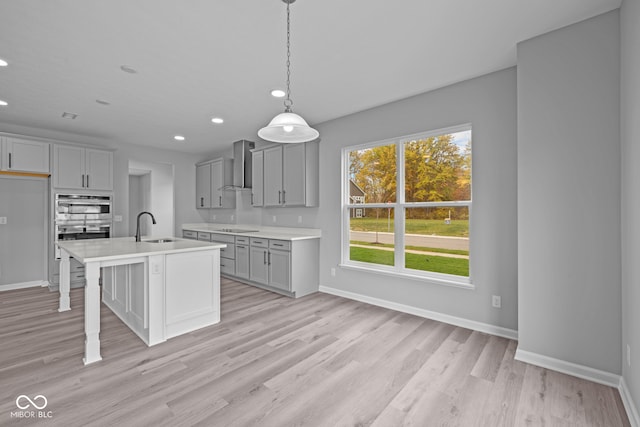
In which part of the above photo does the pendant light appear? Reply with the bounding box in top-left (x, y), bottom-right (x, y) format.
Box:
top-left (258, 0), bottom-right (319, 144)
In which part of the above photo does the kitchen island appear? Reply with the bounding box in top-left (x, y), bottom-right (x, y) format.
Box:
top-left (57, 237), bottom-right (225, 365)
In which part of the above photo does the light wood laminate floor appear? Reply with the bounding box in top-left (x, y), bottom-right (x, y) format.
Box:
top-left (0, 278), bottom-right (630, 426)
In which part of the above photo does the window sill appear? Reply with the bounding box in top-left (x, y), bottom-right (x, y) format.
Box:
top-left (338, 263), bottom-right (474, 290)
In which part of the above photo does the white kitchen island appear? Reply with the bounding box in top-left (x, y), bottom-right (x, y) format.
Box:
top-left (57, 237), bottom-right (225, 365)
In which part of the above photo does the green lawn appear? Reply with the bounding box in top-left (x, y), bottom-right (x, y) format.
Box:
top-left (350, 218), bottom-right (468, 237)
top-left (350, 240), bottom-right (469, 256)
top-left (349, 246), bottom-right (469, 276)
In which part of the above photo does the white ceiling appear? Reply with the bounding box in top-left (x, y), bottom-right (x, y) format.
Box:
top-left (0, 0), bottom-right (621, 155)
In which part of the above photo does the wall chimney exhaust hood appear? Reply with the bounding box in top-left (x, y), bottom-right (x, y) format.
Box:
top-left (222, 140), bottom-right (254, 191)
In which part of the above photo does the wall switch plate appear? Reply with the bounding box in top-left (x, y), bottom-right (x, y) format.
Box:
top-left (492, 295), bottom-right (501, 308)
top-left (0, 217), bottom-right (6, 224)
top-left (331, 267), bottom-right (336, 277)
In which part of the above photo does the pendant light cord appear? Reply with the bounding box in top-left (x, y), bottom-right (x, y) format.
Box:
top-left (284, 0), bottom-right (293, 113)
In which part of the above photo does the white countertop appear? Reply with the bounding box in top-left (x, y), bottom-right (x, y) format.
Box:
top-left (182, 223), bottom-right (321, 241)
top-left (57, 237), bottom-right (226, 263)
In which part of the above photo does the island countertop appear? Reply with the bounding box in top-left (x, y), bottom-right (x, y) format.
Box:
top-left (181, 223), bottom-right (321, 241)
top-left (57, 237), bottom-right (226, 263)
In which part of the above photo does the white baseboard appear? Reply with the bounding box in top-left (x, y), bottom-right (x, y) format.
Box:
top-left (620, 376), bottom-right (640, 427)
top-left (514, 348), bottom-right (621, 387)
top-left (0, 280), bottom-right (47, 291)
top-left (318, 285), bottom-right (518, 340)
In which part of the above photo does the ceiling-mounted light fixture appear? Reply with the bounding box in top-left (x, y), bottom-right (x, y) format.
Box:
top-left (258, 0), bottom-right (319, 144)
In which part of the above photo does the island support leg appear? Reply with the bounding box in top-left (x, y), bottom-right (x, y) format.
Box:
top-left (58, 250), bottom-right (71, 312)
top-left (83, 262), bottom-right (102, 365)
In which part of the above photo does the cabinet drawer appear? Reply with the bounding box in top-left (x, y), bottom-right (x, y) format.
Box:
top-left (220, 259), bottom-right (235, 275)
top-left (269, 240), bottom-right (291, 251)
top-left (210, 233), bottom-right (236, 243)
top-left (197, 232), bottom-right (211, 241)
top-left (70, 271), bottom-right (85, 282)
top-left (235, 236), bottom-right (250, 244)
top-left (220, 244), bottom-right (235, 260)
top-left (183, 230), bottom-right (197, 239)
top-left (250, 238), bottom-right (268, 248)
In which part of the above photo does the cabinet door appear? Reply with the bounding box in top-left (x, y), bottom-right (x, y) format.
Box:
top-left (53, 145), bottom-right (85, 189)
top-left (210, 160), bottom-right (224, 208)
top-left (282, 144), bottom-right (306, 206)
top-left (235, 244), bottom-right (249, 279)
top-left (251, 150), bottom-right (264, 207)
top-left (263, 146), bottom-right (283, 206)
top-left (5, 138), bottom-right (50, 173)
top-left (85, 148), bottom-right (113, 190)
top-left (249, 246), bottom-right (269, 285)
top-left (196, 163), bottom-right (211, 208)
top-left (269, 249), bottom-right (291, 291)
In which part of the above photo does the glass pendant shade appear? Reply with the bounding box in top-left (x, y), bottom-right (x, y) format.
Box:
top-left (258, 111), bottom-right (319, 143)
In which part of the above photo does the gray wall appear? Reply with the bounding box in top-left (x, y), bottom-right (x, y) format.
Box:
top-left (517, 11), bottom-right (621, 374)
top-left (309, 68), bottom-right (518, 331)
top-left (621, 0), bottom-right (640, 411)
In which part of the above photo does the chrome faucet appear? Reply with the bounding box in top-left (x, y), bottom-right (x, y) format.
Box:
top-left (135, 211), bottom-right (156, 242)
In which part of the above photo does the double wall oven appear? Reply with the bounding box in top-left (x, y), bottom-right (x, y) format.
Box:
top-left (54, 194), bottom-right (112, 258)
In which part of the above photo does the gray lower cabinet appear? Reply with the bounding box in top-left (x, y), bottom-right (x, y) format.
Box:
top-left (235, 239), bottom-right (250, 279)
top-left (182, 229), bottom-right (319, 297)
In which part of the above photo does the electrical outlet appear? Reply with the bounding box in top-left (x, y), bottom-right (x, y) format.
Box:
top-left (492, 295), bottom-right (501, 308)
top-left (298, 215), bottom-right (303, 224)
top-left (230, 214), bottom-right (234, 221)
top-left (0, 216), bottom-right (6, 225)
top-left (114, 215), bottom-right (123, 222)
top-left (272, 216), bottom-right (277, 223)
top-left (628, 344), bottom-right (631, 367)
top-left (331, 268), bottom-right (336, 277)
top-left (212, 214), bottom-right (216, 221)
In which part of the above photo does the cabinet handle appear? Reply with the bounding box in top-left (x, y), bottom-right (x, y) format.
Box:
top-left (278, 190), bottom-right (281, 204)
top-left (282, 190), bottom-right (286, 204)
top-left (8, 152), bottom-right (11, 169)
top-left (273, 243), bottom-right (283, 247)
top-left (219, 195), bottom-right (222, 206)
top-left (268, 252), bottom-right (271, 265)
top-left (251, 193), bottom-right (254, 205)
top-left (200, 197), bottom-right (204, 207)
top-left (263, 251), bottom-right (267, 265)
top-left (86, 175), bottom-right (90, 188)
top-left (82, 174), bottom-right (85, 188)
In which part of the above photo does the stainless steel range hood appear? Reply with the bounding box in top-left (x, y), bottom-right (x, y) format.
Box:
top-left (231, 140), bottom-right (254, 189)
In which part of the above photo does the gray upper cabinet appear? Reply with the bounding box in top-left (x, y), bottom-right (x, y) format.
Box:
top-left (251, 150), bottom-right (264, 207)
top-left (263, 146), bottom-right (283, 207)
top-left (254, 141), bottom-right (318, 208)
top-left (196, 163), bottom-right (211, 208)
top-left (0, 137), bottom-right (50, 174)
top-left (53, 144), bottom-right (113, 190)
top-left (195, 158), bottom-right (235, 209)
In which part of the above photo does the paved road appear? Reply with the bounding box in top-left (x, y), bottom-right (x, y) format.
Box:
top-left (350, 231), bottom-right (469, 251)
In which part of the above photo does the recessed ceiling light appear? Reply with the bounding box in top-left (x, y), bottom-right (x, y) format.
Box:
top-left (0, 100), bottom-right (7, 106)
top-left (96, 99), bottom-right (111, 106)
top-left (0, 59), bottom-right (7, 67)
top-left (174, 135), bottom-right (185, 141)
top-left (62, 112), bottom-right (78, 119)
top-left (120, 65), bottom-right (137, 74)
top-left (211, 117), bottom-right (224, 124)
top-left (271, 89), bottom-right (286, 98)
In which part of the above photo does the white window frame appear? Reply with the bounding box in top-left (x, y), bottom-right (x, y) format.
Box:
top-left (340, 123), bottom-right (473, 289)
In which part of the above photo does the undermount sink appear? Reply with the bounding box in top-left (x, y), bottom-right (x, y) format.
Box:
top-left (145, 238), bottom-right (175, 243)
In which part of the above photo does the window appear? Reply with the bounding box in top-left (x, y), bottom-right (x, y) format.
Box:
top-left (342, 124), bottom-right (471, 286)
